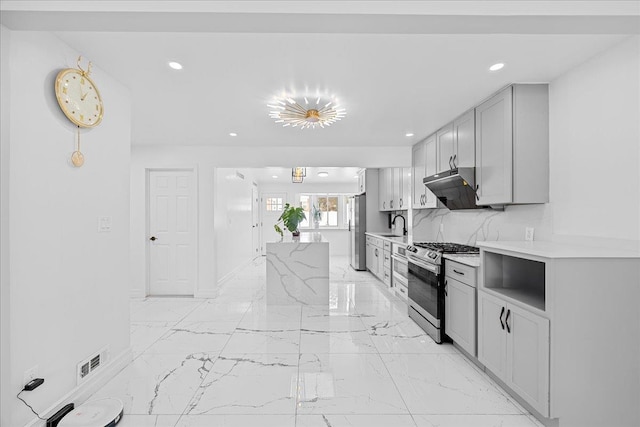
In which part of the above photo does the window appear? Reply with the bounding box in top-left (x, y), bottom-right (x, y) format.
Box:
top-left (265, 197), bottom-right (283, 212)
top-left (298, 194), bottom-right (351, 229)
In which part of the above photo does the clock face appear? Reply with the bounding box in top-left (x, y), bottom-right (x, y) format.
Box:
top-left (55, 68), bottom-right (103, 128)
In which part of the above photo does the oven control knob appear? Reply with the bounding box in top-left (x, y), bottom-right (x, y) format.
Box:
top-left (428, 252), bottom-right (438, 259)
top-left (407, 246), bottom-right (417, 253)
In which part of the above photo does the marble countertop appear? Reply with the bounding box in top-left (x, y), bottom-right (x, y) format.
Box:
top-left (365, 232), bottom-right (408, 245)
top-left (443, 254), bottom-right (481, 268)
top-left (477, 240), bottom-right (640, 259)
top-left (269, 232), bottom-right (329, 244)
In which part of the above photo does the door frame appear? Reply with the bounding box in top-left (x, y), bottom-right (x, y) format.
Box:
top-left (251, 183), bottom-right (261, 258)
top-left (145, 167), bottom-right (199, 297)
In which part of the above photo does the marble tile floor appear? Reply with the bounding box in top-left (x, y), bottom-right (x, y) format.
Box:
top-left (93, 257), bottom-right (543, 427)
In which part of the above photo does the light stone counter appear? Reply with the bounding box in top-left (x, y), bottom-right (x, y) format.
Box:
top-left (266, 232), bottom-right (329, 305)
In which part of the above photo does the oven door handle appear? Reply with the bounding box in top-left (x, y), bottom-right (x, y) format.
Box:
top-left (407, 258), bottom-right (439, 274)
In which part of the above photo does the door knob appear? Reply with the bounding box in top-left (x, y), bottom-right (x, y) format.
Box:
top-left (150, 236), bottom-right (157, 241)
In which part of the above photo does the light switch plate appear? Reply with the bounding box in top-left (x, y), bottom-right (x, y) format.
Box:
top-left (98, 216), bottom-right (112, 233)
top-left (525, 227), bottom-right (535, 242)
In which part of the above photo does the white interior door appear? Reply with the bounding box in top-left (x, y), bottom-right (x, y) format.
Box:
top-left (260, 192), bottom-right (287, 255)
top-left (251, 184), bottom-right (260, 258)
top-left (148, 169), bottom-right (197, 296)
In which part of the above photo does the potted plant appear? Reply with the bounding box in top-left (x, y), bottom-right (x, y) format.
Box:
top-left (311, 204), bottom-right (322, 229)
top-left (274, 203), bottom-right (307, 237)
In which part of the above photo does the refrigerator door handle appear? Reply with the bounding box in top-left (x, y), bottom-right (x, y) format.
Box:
top-left (348, 220), bottom-right (351, 232)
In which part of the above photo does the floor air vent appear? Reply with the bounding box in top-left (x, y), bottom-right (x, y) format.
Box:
top-left (77, 347), bottom-right (108, 385)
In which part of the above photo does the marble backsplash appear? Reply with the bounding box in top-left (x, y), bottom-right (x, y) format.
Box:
top-left (410, 204), bottom-right (553, 245)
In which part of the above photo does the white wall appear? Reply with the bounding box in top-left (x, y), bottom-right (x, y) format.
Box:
top-left (130, 150), bottom-right (217, 297)
top-left (215, 169), bottom-right (258, 282)
top-left (131, 146), bottom-right (400, 296)
top-left (1, 24), bottom-right (13, 427)
top-left (413, 36), bottom-right (640, 249)
top-left (550, 36), bottom-right (639, 243)
top-left (3, 30), bottom-right (131, 426)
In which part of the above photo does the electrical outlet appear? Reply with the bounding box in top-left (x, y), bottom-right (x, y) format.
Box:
top-left (525, 227), bottom-right (535, 242)
top-left (23, 365), bottom-right (38, 386)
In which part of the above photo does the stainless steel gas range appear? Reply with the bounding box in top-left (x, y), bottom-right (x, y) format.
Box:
top-left (406, 242), bottom-right (479, 343)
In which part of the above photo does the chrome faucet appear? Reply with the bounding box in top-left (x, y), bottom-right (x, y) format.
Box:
top-left (391, 214), bottom-right (407, 236)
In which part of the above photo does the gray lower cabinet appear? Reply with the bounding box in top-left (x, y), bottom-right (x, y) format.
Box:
top-left (365, 239), bottom-right (374, 273)
top-left (444, 260), bottom-right (477, 357)
top-left (478, 290), bottom-right (550, 417)
top-left (444, 276), bottom-right (476, 356)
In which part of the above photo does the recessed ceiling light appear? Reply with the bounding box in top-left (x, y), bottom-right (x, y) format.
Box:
top-left (489, 63), bottom-right (505, 71)
top-left (229, 132), bottom-right (237, 137)
top-left (272, 175), bottom-right (278, 179)
top-left (168, 61), bottom-right (183, 70)
top-left (405, 133), bottom-right (414, 137)
top-left (317, 172), bottom-right (329, 178)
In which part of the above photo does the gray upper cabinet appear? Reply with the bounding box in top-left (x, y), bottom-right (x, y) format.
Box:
top-left (436, 123), bottom-right (455, 174)
top-left (411, 142), bottom-right (427, 209)
top-left (453, 109), bottom-right (475, 169)
top-left (401, 167), bottom-right (410, 210)
top-left (378, 168), bottom-right (390, 211)
top-left (391, 167), bottom-right (401, 210)
top-left (379, 167), bottom-right (409, 211)
top-left (357, 169), bottom-right (366, 194)
top-left (412, 135), bottom-right (439, 209)
top-left (424, 134), bottom-right (438, 208)
top-left (475, 84), bottom-right (549, 206)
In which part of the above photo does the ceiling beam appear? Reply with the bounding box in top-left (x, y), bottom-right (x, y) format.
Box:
top-left (1, 1), bottom-right (638, 34)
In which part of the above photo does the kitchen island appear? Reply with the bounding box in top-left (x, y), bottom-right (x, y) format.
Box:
top-left (266, 232), bottom-right (329, 305)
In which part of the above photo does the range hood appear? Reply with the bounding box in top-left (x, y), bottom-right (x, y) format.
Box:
top-left (423, 168), bottom-right (482, 210)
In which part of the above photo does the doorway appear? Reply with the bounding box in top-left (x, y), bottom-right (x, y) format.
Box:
top-left (147, 169), bottom-right (197, 296)
top-left (251, 183), bottom-right (260, 258)
top-left (260, 192), bottom-right (287, 255)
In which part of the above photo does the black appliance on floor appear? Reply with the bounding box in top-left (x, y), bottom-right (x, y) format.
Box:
top-left (406, 242), bottom-right (479, 343)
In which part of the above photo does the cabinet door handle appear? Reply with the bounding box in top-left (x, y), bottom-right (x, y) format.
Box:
top-left (499, 306), bottom-right (505, 330)
top-left (150, 236), bottom-right (157, 241)
top-left (444, 279), bottom-right (448, 296)
top-left (383, 201), bottom-right (386, 209)
top-left (375, 248), bottom-right (379, 256)
top-left (505, 309), bottom-right (511, 333)
top-left (400, 198), bottom-right (403, 208)
top-left (390, 200), bottom-right (393, 209)
top-left (452, 154), bottom-right (457, 168)
top-left (453, 269), bottom-right (465, 276)
top-left (449, 156), bottom-right (453, 170)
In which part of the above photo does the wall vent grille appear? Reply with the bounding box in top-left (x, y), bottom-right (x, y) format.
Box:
top-left (76, 347), bottom-right (109, 385)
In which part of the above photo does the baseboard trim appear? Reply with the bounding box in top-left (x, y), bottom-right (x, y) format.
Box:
top-left (194, 289), bottom-right (218, 298)
top-left (216, 256), bottom-right (258, 286)
top-left (25, 347), bottom-right (133, 427)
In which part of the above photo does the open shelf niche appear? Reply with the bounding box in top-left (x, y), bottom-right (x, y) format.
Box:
top-left (483, 252), bottom-right (546, 311)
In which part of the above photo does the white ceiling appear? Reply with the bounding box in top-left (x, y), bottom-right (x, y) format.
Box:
top-left (1, 1), bottom-right (637, 149)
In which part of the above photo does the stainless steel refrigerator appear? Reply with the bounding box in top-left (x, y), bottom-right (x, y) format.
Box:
top-left (349, 194), bottom-right (366, 270)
